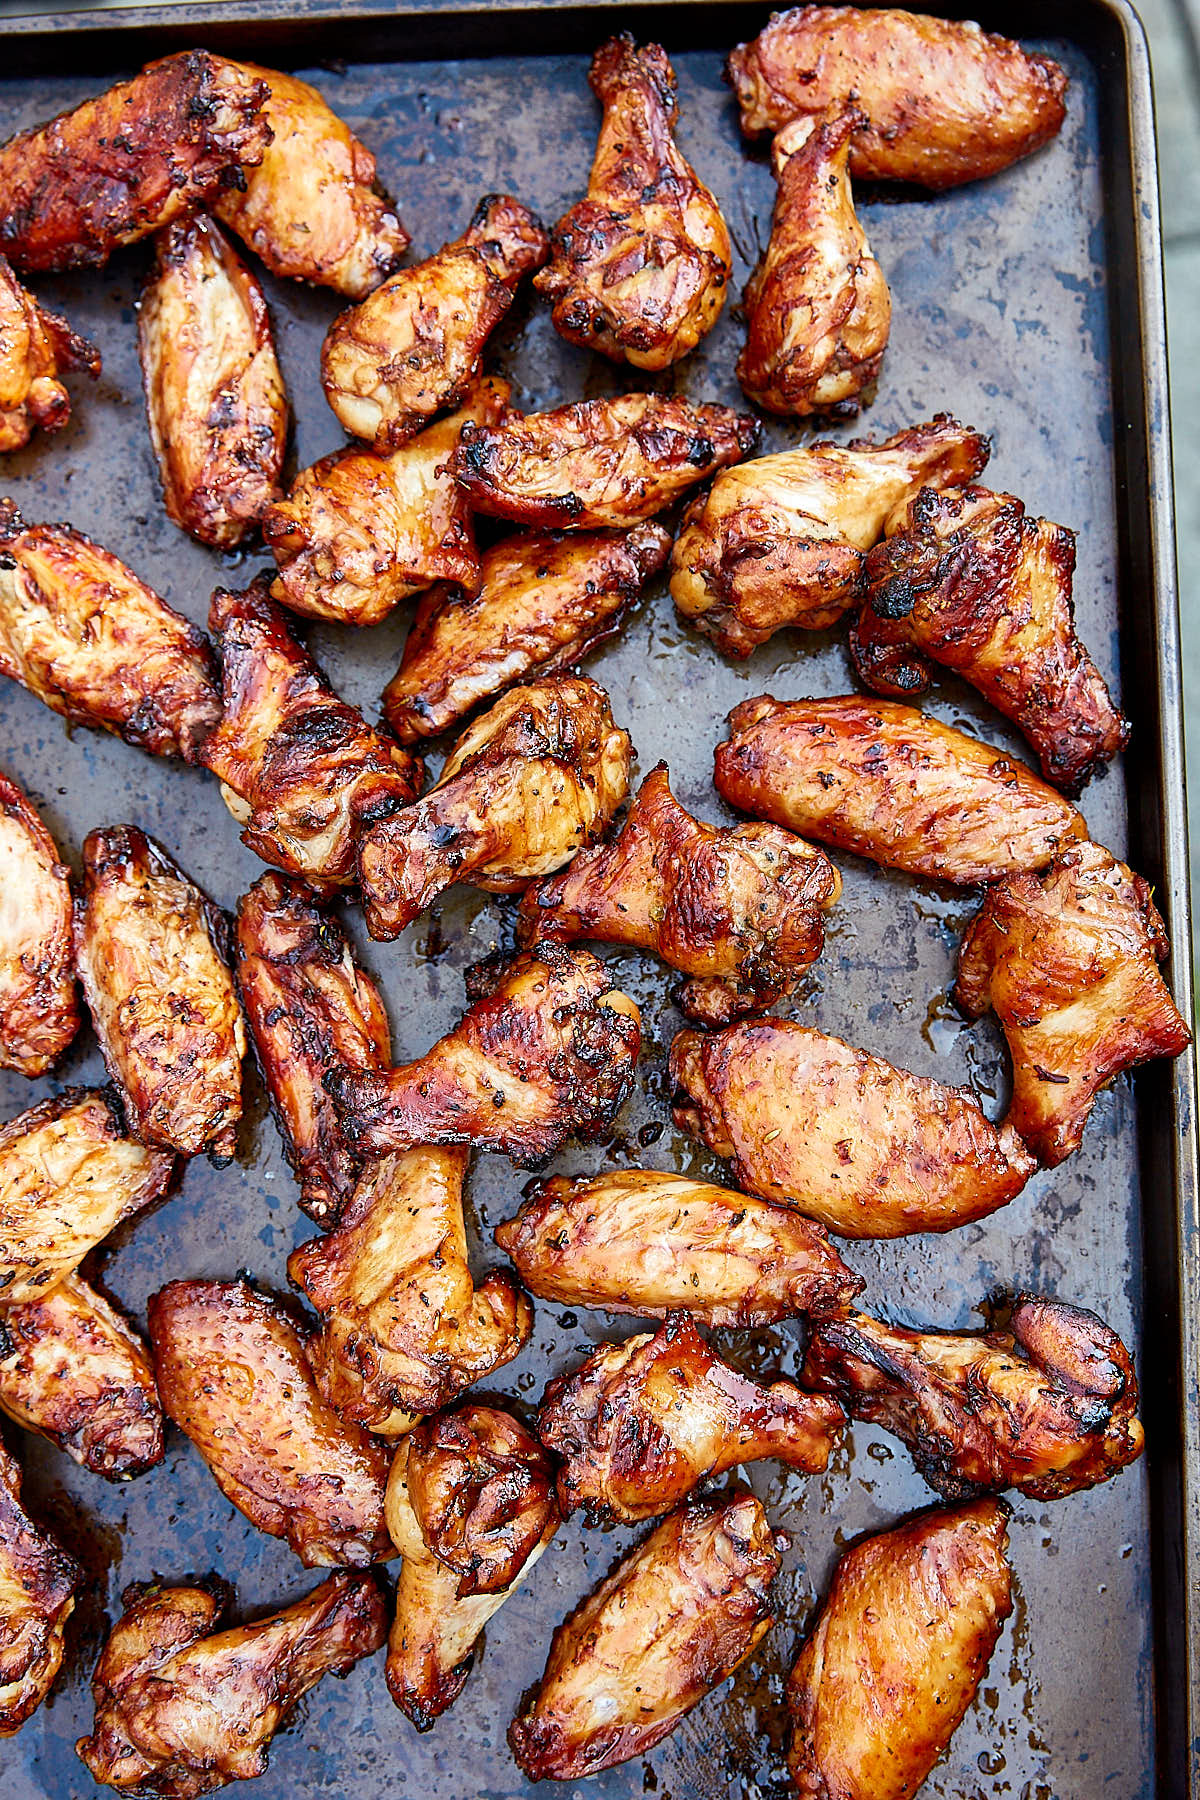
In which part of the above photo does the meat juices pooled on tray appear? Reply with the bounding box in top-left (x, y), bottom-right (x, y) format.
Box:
top-left (0, 1438), bottom-right (80, 1737)
top-left (0, 254), bottom-right (99, 451)
top-left (0, 770), bottom-right (78, 1076)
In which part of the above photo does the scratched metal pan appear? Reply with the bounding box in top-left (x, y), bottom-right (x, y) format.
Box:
top-left (0, 0), bottom-right (1194, 1794)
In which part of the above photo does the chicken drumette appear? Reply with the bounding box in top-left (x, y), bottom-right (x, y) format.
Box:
top-left (0, 1438), bottom-right (79, 1737)
top-left (0, 770), bottom-right (78, 1076)
top-left (0, 255), bottom-right (99, 451)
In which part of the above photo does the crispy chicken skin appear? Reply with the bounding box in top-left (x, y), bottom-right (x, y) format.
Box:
top-left (510, 1493), bottom-right (783, 1780)
top-left (75, 827), bottom-right (245, 1159)
top-left (786, 1499), bottom-right (1012, 1800)
top-left (517, 762), bottom-right (840, 1026)
top-left (803, 1298), bottom-right (1145, 1501)
top-left (322, 194), bottom-right (548, 451)
top-left (357, 675), bottom-right (631, 939)
top-left (382, 521), bottom-right (671, 743)
top-left (0, 500), bottom-right (220, 761)
top-left (495, 1169), bottom-right (862, 1325)
top-left (148, 1278), bottom-right (392, 1568)
top-left (0, 1438), bottom-right (79, 1737)
top-left (0, 255), bottom-right (99, 451)
top-left (0, 770), bottom-right (78, 1076)
top-left (955, 840), bottom-right (1191, 1165)
top-left (716, 695), bottom-right (1088, 884)
top-left (535, 35), bottom-right (731, 369)
top-left (728, 7), bottom-right (1068, 189)
top-left (670, 416), bottom-right (989, 656)
top-left (77, 1570), bottom-right (387, 1796)
top-left (385, 1407), bottom-right (557, 1727)
top-left (328, 946), bottom-right (641, 1169)
top-left (538, 1312), bottom-right (844, 1523)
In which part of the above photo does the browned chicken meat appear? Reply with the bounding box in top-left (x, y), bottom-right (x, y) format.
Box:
top-left (328, 946), bottom-right (641, 1169)
top-left (148, 1278), bottom-right (392, 1567)
top-left (956, 840), bottom-right (1191, 1164)
top-left (0, 500), bottom-right (220, 760)
top-left (75, 827), bottom-right (245, 1159)
top-left (787, 1499), bottom-right (1012, 1800)
top-left (728, 7), bottom-right (1068, 188)
top-left (385, 1406), bottom-right (558, 1728)
top-left (517, 761), bottom-right (840, 1025)
top-left (534, 35), bottom-right (731, 369)
top-left (77, 1569), bottom-right (386, 1795)
top-left (510, 1493), bottom-right (783, 1780)
top-left (670, 417), bottom-right (989, 656)
top-left (0, 770), bottom-right (78, 1076)
top-left (382, 521), bottom-right (671, 743)
top-left (0, 1438), bottom-right (79, 1737)
top-left (322, 194), bottom-right (548, 450)
top-left (0, 255), bottom-right (99, 451)
top-left (0, 53), bottom-right (271, 274)
top-left (715, 695), bottom-right (1088, 884)
top-left (138, 213), bottom-right (287, 549)
top-left (495, 1169), bottom-right (862, 1324)
top-left (357, 675), bottom-right (630, 939)
top-left (804, 1297), bottom-right (1145, 1501)
top-left (538, 1312), bottom-right (844, 1523)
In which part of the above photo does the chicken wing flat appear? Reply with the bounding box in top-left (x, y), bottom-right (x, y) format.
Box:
top-left (357, 675), bottom-right (630, 939)
top-left (787, 1499), bottom-right (1012, 1800)
top-left (322, 194), bottom-right (548, 451)
top-left (517, 761), bottom-right (840, 1025)
top-left (716, 695), bottom-right (1088, 884)
top-left (0, 255), bottom-right (99, 451)
top-left (534, 35), bottom-right (731, 369)
top-left (0, 53), bottom-right (271, 275)
top-left (77, 1570), bottom-right (386, 1796)
top-left (538, 1312), bottom-right (844, 1524)
top-left (0, 501), bottom-right (220, 760)
top-left (0, 770), bottom-right (78, 1076)
top-left (328, 946), bottom-right (641, 1168)
top-left (494, 1169), bottom-right (862, 1325)
top-left (382, 520), bottom-right (671, 743)
top-left (0, 1439), bottom-right (78, 1737)
top-left (955, 840), bottom-right (1191, 1165)
top-left (670, 1021), bottom-right (1034, 1239)
top-left (75, 827), bottom-right (245, 1159)
top-left (670, 416), bottom-right (989, 656)
top-left (203, 578), bottom-right (424, 885)
top-left (728, 7), bottom-right (1068, 188)
top-left (0, 1272), bottom-right (163, 1479)
top-left (148, 1279), bottom-right (392, 1567)
top-left (803, 1297), bottom-right (1144, 1501)
top-left (510, 1493), bottom-right (782, 1780)
top-left (385, 1406), bottom-right (557, 1727)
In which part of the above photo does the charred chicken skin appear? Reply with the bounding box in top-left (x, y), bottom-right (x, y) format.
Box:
top-left (535, 35), bottom-right (732, 369)
top-left (956, 840), bottom-right (1191, 1165)
top-left (0, 1438), bottom-right (79, 1737)
top-left (0, 255), bottom-right (99, 451)
top-left (0, 770), bottom-right (78, 1076)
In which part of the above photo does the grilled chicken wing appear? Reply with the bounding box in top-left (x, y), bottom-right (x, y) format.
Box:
top-left (535, 35), bottom-right (731, 369)
top-left (728, 7), bottom-right (1068, 188)
top-left (955, 840), bottom-right (1190, 1164)
top-left (75, 827), bottom-right (244, 1159)
top-left (517, 762), bottom-right (840, 1025)
top-left (328, 946), bottom-right (641, 1168)
top-left (77, 1570), bottom-right (386, 1796)
top-left (322, 194), bottom-right (548, 451)
top-left (385, 1406), bottom-right (557, 1727)
top-left (0, 255), bottom-right (99, 451)
top-left (787, 1499), bottom-right (1012, 1800)
top-left (0, 1438), bottom-right (78, 1736)
top-left (357, 675), bottom-right (630, 939)
top-left (0, 770), bottom-right (78, 1076)
top-left (510, 1493), bottom-right (782, 1780)
top-left (382, 521), bottom-right (671, 743)
top-left (670, 417), bottom-right (988, 656)
top-left (148, 1278), bottom-right (392, 1568)
top-left (495, 1169), bottom-right (862, 1324)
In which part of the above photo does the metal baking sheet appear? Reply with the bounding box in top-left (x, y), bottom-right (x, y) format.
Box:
top-left (1, 2), bottom-right (1195, 1795)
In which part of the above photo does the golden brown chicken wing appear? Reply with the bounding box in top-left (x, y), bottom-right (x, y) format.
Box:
top-left (955, 839), bottom-right (1191, 1165)
top-left (0, 770), bottom-right (78, 1076)
top-left (382, 521), bottom-right (671, 743)
top-left (495, 1169), bottom-right (862, 1324)
top-left (510, 1493), bottom-right (782, 1779)
top-left (670, 417), bottom-right (989, 655)
top-left (787, 1499), bottom-right (1012, 1800)
top-left (77, 1569), bottom-right (386, 1796)
top-left (0, 1438), bottom-right (79, 1737)
top-left (148, 1278), bottom-right (392, 1568)
top-left (0, 255), bottom-right (99, 451)
top-left (728, 7), bottom-right (1068, 188)
top-left (357, 674), bottom-right (630, 939)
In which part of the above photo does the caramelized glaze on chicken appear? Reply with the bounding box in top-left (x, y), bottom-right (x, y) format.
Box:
top-left (0, 770), bottom-right (78, 1076)
top-left (0, 255), bottom-right (99, 451)
top-left (0, 1438), bottom-right (78, 1737)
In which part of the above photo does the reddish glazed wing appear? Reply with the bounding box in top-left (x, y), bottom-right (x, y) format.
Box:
top-left (0, 769), bottom-right (78, 1076)
top-left (0, 254), bottom-right (98, 451)
top-left (0, 1439), bottom-right (79, 1737)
